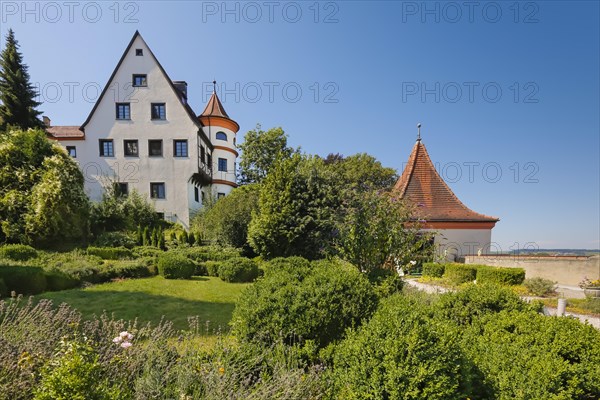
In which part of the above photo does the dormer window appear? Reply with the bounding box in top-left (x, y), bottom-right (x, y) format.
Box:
top-left (135, 49), bottom-right (143, 56)
top-left (132, 74), bottom-right (147, 87)
top-left (216, 131), bottom-right (227, 141)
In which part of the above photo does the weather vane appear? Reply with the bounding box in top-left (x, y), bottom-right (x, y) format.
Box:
top-left (417, 123), bottom-right (422, 141)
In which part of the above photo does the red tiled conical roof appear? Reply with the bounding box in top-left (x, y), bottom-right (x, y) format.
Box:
top-left (394, 140), bottom-right (499, 222)
top-left (201, 91), bottom-right (230, 119)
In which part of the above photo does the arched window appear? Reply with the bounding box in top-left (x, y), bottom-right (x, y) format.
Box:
top-left (216, 131), bottom-right (227, 141)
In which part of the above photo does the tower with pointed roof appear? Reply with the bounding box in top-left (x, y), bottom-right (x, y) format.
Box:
top-left (199, 82), bottom-right (240, 197)
top-left (394, 125), bottom-right (499, 259)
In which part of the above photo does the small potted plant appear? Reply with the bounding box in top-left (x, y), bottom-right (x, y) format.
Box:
top-left (579, 277), bottom-right (600, 298)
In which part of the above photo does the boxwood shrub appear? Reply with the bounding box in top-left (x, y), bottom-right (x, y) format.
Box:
top-left (102, 260), bottom-right (153, 280)
top-left (476, 265), bottom-right (525, 286)
top-left (86, 246), bottom-right (133, 260)
top-left (44, 269), bottom-right (80, 291)
top-left (132, 246), bottom-right (163, 258)
top-left (422, 262), bottom-right (445, 278)
top-left (218, 257), bottom-right (259, 283)
top-left (157, 253), bottom-right (195, 279)
top-left (232, 258), bottom-right (377, 347)
top-left (332, 294), bottom-right (467, 399)
top-left (0, 244), bottom-right (38, 261)
top-left (205, 261), bottom-right (222, 277)
top-left (443, 263), bottom-right (477, 285)
top-left (0, 264), bottom-right (47, 295)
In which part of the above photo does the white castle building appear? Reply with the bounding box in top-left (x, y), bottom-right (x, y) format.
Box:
top-left (46, 31), bottom-right (239, 228)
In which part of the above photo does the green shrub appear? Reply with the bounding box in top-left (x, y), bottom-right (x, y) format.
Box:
top-left (92, 231), bottom-right (136, 248)
top-left (44, 270), bottom-right (80, 291)
top-left (0, 264), bottom-right (47, 294)
top-left (523, 277), bottom-right (557, 296)
top-left (157, 253), bottom-right (195, 279)
top-left (476, 265), bottom-right (525, 286)
top-left (331, 294), bottom-right (468, 399)
top-left (86, 246), bottom-right (133, 260)
top-left (263, 256), bottom-right (311, 274)
top-left (33, 339), bottom-right (117, 400)
top-left (460, 310), bottom-right (600, 399)
top-left (422, 262), bottom-right (445, 278)
top-left (205, 261), bottom-right (222, 277)
top-left (102, 260), bottom-right (153, 280)
top-left (232, 258), bottom-right (377, 347)
top-left (132, 246), bottom-right (163, 258)
top-left (0, 244), bottom-right (38, 261)
top-left (436, 283), bottom-right (534, 326)
top-left (218, 257), bottom-right (259, 283)
top-left (41, 251), bottom-right (105, 283)
top-left (444, 263), bottom-right (477, 285)
top-left (193, 261), bottom-right (207, 277)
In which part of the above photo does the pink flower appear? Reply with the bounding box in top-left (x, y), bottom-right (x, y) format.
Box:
top-left (113, 337), bottom-right (122, 344)
top-left (120, 341), bottom-right (132, 349)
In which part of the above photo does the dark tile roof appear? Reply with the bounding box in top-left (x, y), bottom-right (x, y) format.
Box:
top-left (394, 140), bottom-right (499, 222)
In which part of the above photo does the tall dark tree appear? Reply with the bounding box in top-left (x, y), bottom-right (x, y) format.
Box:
top-left (0, 29), bottom-right (43, 131)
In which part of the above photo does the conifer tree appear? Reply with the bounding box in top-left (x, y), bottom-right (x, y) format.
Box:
top-left (0, 29), bottom-right (43, 130)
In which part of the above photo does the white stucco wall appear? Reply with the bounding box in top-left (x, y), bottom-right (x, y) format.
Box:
top-left (203, 124), bottom-right (237, 195)
top-left (425, 228), bottom-right (493, 260)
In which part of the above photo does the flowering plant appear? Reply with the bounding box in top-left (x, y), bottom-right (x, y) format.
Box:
top-left (112, 331), bottom-right (134, 348)
top-left (578, 277), bottom-right (600, 289)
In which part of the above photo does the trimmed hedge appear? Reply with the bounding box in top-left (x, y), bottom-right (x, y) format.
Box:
top-left (0, 244), bottom-right (38, 261)
top-left (44, 270), bottom-right (80, 291)
top-left (157, 253), bottom-right (195, 279)
top-left (86, 246), bottom-right (133, 260)
top-left (103, 260), bottom-right (153, 280)
top-left (0, 264), bottom-right (47, 295)
top-left (476, 265), bottom-right (525, 286)
top-left (218, 257), bottom-right (259, 283)
top-left (205, 261), bottom-right (222, 277)
top-left (443, 263), bottom-right (477, 285)
top-left (422, 262), bottom-right (445, 278)
top-left (132, 246), bottom-right (163, 258)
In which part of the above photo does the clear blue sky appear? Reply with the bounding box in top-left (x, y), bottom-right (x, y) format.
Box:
top-left (2, 1), bottom-right (598, 250)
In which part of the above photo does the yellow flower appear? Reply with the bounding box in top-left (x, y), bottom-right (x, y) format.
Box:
top-left (218, 367), bottom-right (225, 375)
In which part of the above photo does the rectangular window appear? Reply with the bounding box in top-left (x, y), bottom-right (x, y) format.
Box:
top-left (116, 103), bottom-right (130, 120)
top-left (174, 140), bottom-right (188, 157)
top-left (99, 139), bottom-right (114, 157)
top-left (217, 192), bottom-right (225, 199)
top-left (218, 158), bottom-right (227, 172)
top-left (151, 103), bottom-right (166, 120)
top-left (150, 182), bottom-right (165, 199)
top-left (113, 182), bottom-right (128, 197)
top-left (66, 146), bottom-right (76, 158)
top-left (123, 140), bottom-right (138, 156)
top-left (194, 186), bottom-right (199, 202)
top-left (200, 145), bottom-right (206, 164)
top-left (132, 74), bottom-right (147, 87)
top-left (135, 48), bottom-right (143, 56)
top-left (148, 140), bottom-right (163, 156)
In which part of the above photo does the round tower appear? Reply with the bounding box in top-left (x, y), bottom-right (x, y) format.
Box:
top-left (198, 82), bottom-right (240, 197)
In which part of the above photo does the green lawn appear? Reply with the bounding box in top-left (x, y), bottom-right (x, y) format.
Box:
top-left (38, 276), bottom-right (250, 332)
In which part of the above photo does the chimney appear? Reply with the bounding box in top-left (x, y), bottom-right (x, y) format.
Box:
top-left (43, 116), bottom-right (51, 127)
top-left (172, 81), bottom-right (188, 104)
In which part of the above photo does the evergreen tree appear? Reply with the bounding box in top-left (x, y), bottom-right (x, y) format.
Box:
top-left (143, 227), bottom-right (150, 246)
top-left (157, 227), bottom-right (165, 250)
top-left (0, 29), bottom-right (43, 130)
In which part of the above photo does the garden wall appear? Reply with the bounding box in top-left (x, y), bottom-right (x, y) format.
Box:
top-left (463, 255), bottom-right (600, 286)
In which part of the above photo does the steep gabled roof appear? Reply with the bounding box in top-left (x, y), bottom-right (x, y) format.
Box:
top-left (79, 31), bottom-right (209, 147)
top-left (394, 139), bottom-right (499, 222)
